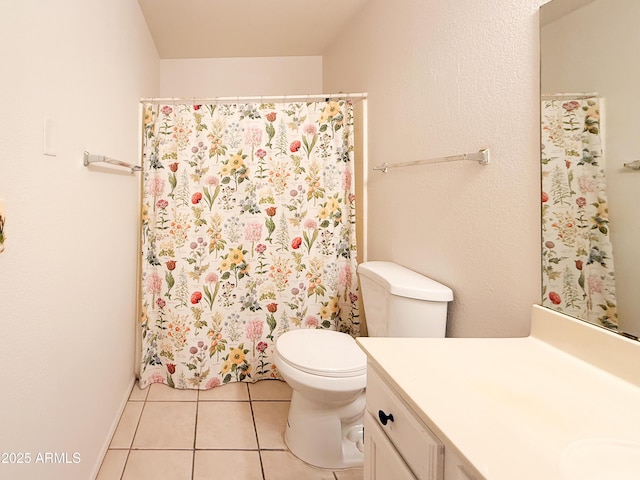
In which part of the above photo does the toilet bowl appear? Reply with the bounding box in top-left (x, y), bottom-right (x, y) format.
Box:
top-left (274, 329), bottom-right (366, 469)
top-left (275, 261), bottom-right (453, 470)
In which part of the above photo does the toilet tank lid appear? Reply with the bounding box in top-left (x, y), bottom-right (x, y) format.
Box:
top-left (357, 261), bottom-right (453, 302)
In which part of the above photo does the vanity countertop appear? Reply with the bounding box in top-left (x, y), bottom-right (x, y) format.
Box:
top-left (356, 305), bottom-right (640, 480)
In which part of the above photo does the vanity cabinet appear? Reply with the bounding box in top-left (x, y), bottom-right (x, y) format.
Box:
top-left (358, 307), bottom-right (640, 480)
top-left (364, 365), bottom-right (479, 480)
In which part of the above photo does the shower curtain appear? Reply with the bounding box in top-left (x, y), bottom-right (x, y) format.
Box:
top-left (139, 99), bottom-right (359, 389)
top-left (541, 97), bottom-right (617, 329)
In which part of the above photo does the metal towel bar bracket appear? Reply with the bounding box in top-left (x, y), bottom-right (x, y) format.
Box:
top-left (623, 160), bottom-right (640, 170)
top-left (373, 148), bottom-right (490, 173)
top-left (83, 151), bottom-right (142, 174)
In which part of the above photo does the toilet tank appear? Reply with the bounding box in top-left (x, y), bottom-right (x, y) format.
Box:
top-left (357, 261), bottom-right (453, 338)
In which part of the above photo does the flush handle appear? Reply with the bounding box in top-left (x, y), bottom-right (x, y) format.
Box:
top-left (378, 409), bottom-right (394, 426)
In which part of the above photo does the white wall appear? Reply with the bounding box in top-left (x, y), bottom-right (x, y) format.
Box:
top-left (541, 0), bottom-right (640, 336)
top-left (0, 1), bottom-right (159, 478)
top-left (323, 0), bottom-right (543, 338)
top-left (160, 56), bottom-right (323, 97)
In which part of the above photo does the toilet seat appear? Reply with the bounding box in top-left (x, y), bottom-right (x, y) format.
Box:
top-left (276, 329), bottom-right (366, 378)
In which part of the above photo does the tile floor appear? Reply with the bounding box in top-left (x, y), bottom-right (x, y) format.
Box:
top-left (96, 380), bottom-right (363, 480)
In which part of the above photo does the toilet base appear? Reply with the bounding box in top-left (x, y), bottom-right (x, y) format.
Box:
top-left (284, 389), bottom-right (365, 469)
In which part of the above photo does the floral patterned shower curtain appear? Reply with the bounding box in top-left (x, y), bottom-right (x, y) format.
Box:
top-left (139, 100), bottom-right (359, 389)
top-left (541, 97), bottom-right (617, 329)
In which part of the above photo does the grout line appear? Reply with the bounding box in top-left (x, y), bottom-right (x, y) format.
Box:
top-left (128, 397), bottom-right (147, 451)
top-left (251, 399), bottom-right (290, 402)
top-left (127, 447), bottom-right (199, 451)
top-left (118, 450), bottom-right (131, 480)
top-left (140, 399), bottom-right (199, 402)
top-left (194, 399), bottom-right (250, 403)
top-left (118, 395), bottom-right (147, 480)
top-left (247, 385), bottom-right (267, 480)
top-left (191, 396), bottom-right (199, 480)
top-left (193, 448), bottom-right (262, 451)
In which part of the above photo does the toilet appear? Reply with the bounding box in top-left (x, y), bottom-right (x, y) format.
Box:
top-left (274, 261), bottom-right (453, 469)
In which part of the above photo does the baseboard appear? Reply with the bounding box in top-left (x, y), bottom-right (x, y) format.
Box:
top-left (90, 376), bottom-right (136, 480)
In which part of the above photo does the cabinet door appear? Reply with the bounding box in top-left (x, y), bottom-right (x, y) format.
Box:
top-left (364, 412), bottom-right (417, 480)
top-left (366, 367), bottom-right (444, 480)
top-left (444, 447), bottom-right (480, 480)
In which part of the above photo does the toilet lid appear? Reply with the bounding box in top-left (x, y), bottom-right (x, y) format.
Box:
top-left (276, 329), bottom-right (367, 378)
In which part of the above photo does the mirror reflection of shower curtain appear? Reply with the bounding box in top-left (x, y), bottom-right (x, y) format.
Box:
top-left (541, 97), bottom-right (618, 329)
top-left (138, 100), bottom-right (360, 389)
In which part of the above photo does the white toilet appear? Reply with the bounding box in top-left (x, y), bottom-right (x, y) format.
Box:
top-left (274, 261), bottom-right (453, 469)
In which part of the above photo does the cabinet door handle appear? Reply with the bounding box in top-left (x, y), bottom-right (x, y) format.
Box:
top-left (378, 409), bottom-right (394, 426)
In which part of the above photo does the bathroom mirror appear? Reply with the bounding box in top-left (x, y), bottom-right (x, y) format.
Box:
top-left (540, 0), bottom-right (640, 339)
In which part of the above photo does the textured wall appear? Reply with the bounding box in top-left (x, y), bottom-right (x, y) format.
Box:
top-left (323, 0), bottom-right (543, 337)
top-left (0, 1), bottom-right (159, 478)
top-left (160, 56), bottom-right (323, 97)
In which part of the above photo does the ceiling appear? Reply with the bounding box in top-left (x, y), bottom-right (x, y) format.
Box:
top-left (137, 0), bottom-right (370, 59)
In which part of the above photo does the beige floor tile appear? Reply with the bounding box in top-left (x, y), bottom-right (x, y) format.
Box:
top-left (252, 401), bottom-right (290, 450)
top-left (262, 450), bottom-right (335, 480)
top-left (193, 450), bottom-right (262, 480)
top-left (128, 381), bottom-right (148, 401)
top-left (109, 401), bottom-right (144, 449)
top-left (132, 401), bottom-right (197, 449)
top-left (196, 401), bottom-right (258, 449)
top-left (199, 382), bottom-right (250, 401)
top-left (249, 379), bottom-right (292, 401)
top-left (147, 382), bottom-right (198, 401)
top-left (96, 450), bottom-right (129, 480)
top-left (122, 450), bottom-right (192, 480)
top-left (334, 467), bottom-right (364, 480)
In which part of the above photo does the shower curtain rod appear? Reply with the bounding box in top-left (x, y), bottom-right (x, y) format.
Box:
top-left (541, 92), bottom-right (599, 100)
top-left (140, 93), bottom-right (368, 105)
